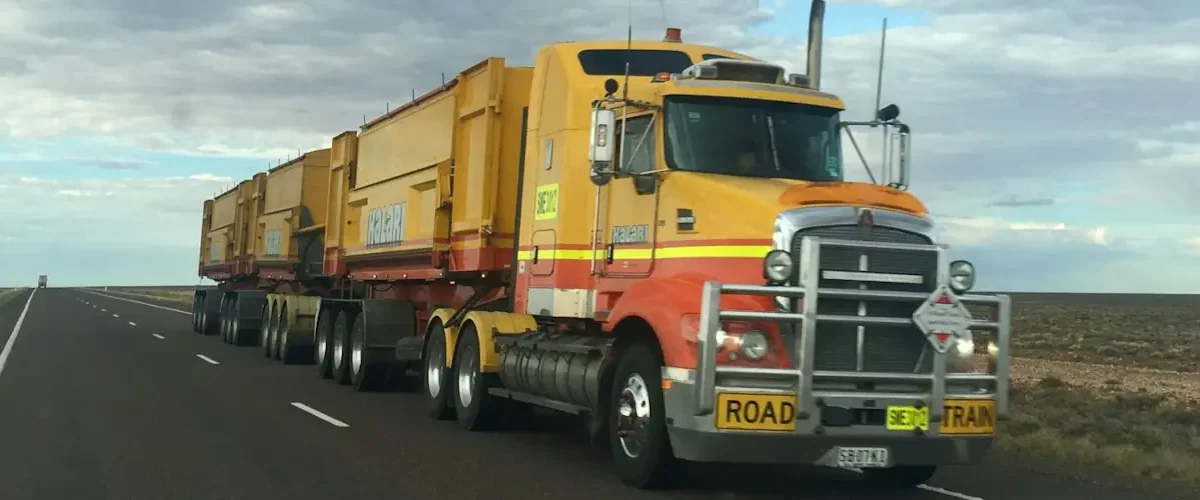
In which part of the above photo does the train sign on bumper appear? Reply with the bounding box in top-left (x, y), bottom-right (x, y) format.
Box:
top-left (912, 285), bottom-right (973, 354)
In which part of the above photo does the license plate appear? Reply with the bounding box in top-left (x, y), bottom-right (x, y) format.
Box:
top-left (887, 400), bottom-right (995, 435)
top-left (714, 393), bottom-right (797, 431)
top-left (941, 399), bottom-right (996, 435)
top-left (886, 405), bottom-right (930, 431)
top-left (836, 447), bottom-right (889, 468)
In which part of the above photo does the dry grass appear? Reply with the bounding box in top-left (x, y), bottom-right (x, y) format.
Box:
top-left (89, 287), bottom-right (194, 304)
top-left (998, 293), bottom-right (1200, 490)
top-left (1000, 376), bottom-right (1200, 488)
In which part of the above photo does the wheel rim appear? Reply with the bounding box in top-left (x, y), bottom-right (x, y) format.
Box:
top-left (616, 373), bottom-right (652, 459)
top-left (317, 324), bottom-right (328, 366)
top-left (426, 336), bottom-right (444, 398)
top-left (333, 328), bottom-right (344, 370)
top-left (278, 307), bottom-right (289, 357)
top-left (456, 342), bottom-right (477, 408)
top-left (351, 325), bottom-right (364, 375)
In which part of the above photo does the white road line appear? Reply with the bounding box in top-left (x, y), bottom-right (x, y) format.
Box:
top-left (918, 484), bottom-right (985, 500)
top-left (128, 321), bottom-right (137, 326)
top-left (152, 334), bottom-right (165, 340)
top-left (843, 468), bottom-right (983, 500)
top-left (81, 290), bottom-right (190, 315)
top-left (112, 314), bottom-right (119, 318)
top-left (100, 308), bottom-right (107, 312)
top-left (290, 402), bottom-right (350, 428)
top-left (0, 290), bottom-right (37, 379)
top-left (196, 354), bottom-right (220, 365)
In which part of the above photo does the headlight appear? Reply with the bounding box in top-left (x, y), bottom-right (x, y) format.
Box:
top-left (949, 260), bottom-right (975, 292)
top-left (763, 250), bottom-right (793, 282)
top-left (947, 331), bottom-right (974, 368)
top-left (955, 336), bottom-right (975, 357)
top-left (738, 330), bottom-right (770, 360)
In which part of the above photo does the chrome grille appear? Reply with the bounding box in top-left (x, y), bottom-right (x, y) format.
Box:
top-left (790, 225), bottom-right (937, 373)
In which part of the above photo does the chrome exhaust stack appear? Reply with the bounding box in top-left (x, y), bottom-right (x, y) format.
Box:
top-left (806, 0), bottom-right (825, 90)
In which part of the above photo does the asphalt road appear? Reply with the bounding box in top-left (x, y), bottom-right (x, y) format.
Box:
top-left (0, 288), bottom-right (1183, 500)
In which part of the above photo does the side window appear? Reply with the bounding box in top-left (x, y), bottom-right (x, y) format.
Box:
top-left (616, 115), bottom-right (656, 175)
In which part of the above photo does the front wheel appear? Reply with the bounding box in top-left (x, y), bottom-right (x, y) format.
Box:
top-left (608, 342), bottom-right (676, 489)
top-left (861, 466), bottom-right (937, 489)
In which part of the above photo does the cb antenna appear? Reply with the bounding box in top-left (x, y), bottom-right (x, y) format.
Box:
top-left (617, 0), bottom-right (633, 171)
top-left (874, 17), bottom-right (889, 184)
top-left (622, 0), bottom-right (632, 104)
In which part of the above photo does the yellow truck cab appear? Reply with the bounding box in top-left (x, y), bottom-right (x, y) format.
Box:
top-left (520, 1), bottom-right (1011, 488)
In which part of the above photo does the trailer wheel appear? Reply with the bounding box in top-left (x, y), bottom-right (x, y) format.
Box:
top-left (271, 302), bottom-right (288, 361)
top-left (315, 308), bottom-right (338, 379)
top-left (452, 323), bottom-right (504, 431)
top-left (221, 298), bottom-right (234, 344)
top-left (608, 342), bottom-right (676, 489)
top-left (350, 318), bottom-right (386, 392)
top-left (230, 307), bottom-right (243, 345)
top-left (331, 311), bottom-right (356, 385)
top-left (861, 466), bottom-right (937, 489)
top-left (278, 302), bottom-right (300, 364)
top-left (202, 295), bottom-right (219, 336)
top-left (422, 321), bottom-right (454, 420)
top-left (195, 295), bottom-right (205, 334)
top-left (263, 301), bottom-right (278, 359)
top-left (192, 295), bottom-right (201, 333)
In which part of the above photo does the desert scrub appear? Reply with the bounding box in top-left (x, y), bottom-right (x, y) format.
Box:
top-left (1009, 298), bottom-right (1200, 371)
top-left (1000, 376), bottom-right (1200, 487)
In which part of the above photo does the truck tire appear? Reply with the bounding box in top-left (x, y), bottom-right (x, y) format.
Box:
top-left (349, 319), bottom-right (384, 392)
top-left (315, 308), bottom-right (337, 379)
top-left (861, 466), bottom-right (937, 489)
top-left (221, 298), bottom-right (234, 344)
top-left (230, 309), bottom-right (244, 346)
top-left (331, 311), bottom-right (357, 385)
top-left (262, 301), bottom-right (277, 359)
top-left (271, 302), bottom-right (288, 361)
top-left (192, 295), bottom-right (201, 333)
top-left (278, 303), bottom-right (301, 365)
top-left (422, 321), bottom-right (454, 420)
top-left (452, 323), bottom-right (504, 431)
top-left (202, 295), bottom-right (220, 336)
top-left (608, 342), bottom-right (676, 489)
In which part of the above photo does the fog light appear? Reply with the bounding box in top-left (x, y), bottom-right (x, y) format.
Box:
top-left (949, 260), bottom-right (975, 293)
top-left (738, 330), bottom-right (769, 360)
top-left (763, 250), bottom-right (793, 282)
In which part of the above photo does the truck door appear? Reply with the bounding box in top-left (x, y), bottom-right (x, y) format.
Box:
top-left (601, 112), bottom-right (660, 277)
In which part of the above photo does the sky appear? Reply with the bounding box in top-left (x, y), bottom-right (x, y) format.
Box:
top-left (0, 0), bottom-right (1197, 292)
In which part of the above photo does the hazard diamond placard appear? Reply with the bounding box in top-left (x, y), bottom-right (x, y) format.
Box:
top-left (911, 285), bottom-right (974, 354)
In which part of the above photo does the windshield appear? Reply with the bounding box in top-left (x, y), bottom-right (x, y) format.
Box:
top-left (664, 95), bottom-right (843, 182)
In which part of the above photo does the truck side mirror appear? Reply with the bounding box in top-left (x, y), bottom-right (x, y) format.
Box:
top-left (887, 124), bottom-right (911, 189)
top-left (589, 108), bottom-right (616, 164)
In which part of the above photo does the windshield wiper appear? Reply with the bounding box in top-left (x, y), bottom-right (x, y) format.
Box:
top-left (766, 115), bottom-right (782, 172)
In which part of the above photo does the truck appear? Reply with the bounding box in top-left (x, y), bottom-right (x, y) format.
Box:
top-left (37, 275), bottom-right (47, 288)
top-left (191, 0), bottom-right (1011, 490)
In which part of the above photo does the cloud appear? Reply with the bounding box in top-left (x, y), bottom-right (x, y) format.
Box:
top-left (0, 0), bottom-right (1197, 289)
top-left (987, 196), bottom-right (1056, 208)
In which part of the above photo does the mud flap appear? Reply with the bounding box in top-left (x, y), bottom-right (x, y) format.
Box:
top-left (359, 299), bottom-right (417, 370)
top-left (233, 291), bottom-right (267, 345)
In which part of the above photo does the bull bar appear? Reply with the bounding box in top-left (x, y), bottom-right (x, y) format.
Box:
top-left (692, 235), bottom-right (1011, 436)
